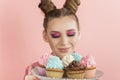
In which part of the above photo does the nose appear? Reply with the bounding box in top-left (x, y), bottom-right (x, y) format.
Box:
top-left (60, 35), bottom-right (69, 46)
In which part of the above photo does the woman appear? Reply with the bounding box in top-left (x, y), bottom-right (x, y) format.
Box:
top-left (24, 0), bottom-right (81, 79)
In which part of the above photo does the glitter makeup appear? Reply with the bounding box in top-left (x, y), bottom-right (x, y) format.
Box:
top-left (51, 32), bottom-right (61, 38)
top-left (67, 30), bottom-right (76, 36)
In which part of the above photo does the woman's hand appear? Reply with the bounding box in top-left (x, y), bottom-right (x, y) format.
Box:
top-left (25, 75), bottom-right (39, 80)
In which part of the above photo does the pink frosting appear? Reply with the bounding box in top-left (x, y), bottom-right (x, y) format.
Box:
top-left (80, 55), bottom-right (96, 67)
top-left (39, 54), bottom-right (52, 66)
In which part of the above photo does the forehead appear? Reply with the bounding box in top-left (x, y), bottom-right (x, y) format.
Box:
top-left (47, 16), bottom-right (78, 32)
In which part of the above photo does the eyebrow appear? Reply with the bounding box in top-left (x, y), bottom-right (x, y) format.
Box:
top-left (67, 29), bottom-right (75, 32)
top-left (50, 31), bottom-right (60, 33)
top-left (50, 29), bottom-right (75, 33)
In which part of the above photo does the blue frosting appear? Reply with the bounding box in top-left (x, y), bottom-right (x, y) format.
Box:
top-left (72, 53), bottom-right (82, 62)
top-left (46, 56), bottom-right (64, 69)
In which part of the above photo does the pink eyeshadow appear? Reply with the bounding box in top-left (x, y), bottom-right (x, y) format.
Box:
top-left (67, 31), bottom-right (75, 35)
top-left (51, 32), bottom-right (60, 37)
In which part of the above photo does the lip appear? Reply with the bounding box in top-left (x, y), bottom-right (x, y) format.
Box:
top-left (58, 47), bottom-right (70, 53)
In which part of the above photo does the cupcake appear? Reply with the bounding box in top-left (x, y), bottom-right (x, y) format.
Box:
top-left (64, 60), bottom-right (85, 79)
top-left (80, 55), bottom-right (96, 78)
top-left (46, 55), bottom-right (64, 78)
top-left (62, 54), bottom-right (75, 77)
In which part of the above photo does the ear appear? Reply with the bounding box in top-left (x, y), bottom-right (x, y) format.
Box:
top-left (43, 31), bottom-right (49, 43)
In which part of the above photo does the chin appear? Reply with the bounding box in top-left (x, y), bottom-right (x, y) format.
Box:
top-left (55, 51), bottom-right (72, 59)
top-left (56, 54), bottom-right (66, 59)
top-left (59, 53), bottom-right (70, 59)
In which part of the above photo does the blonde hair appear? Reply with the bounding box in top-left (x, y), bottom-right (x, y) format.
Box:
top-left (38, 0), bottom-right (80, 31)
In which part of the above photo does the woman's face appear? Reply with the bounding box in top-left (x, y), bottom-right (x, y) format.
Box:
top-left (43, 16), bottom-right (80, 59)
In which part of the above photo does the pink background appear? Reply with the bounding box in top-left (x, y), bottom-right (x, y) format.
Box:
top-left (0, 0), bottom-right (120, 80)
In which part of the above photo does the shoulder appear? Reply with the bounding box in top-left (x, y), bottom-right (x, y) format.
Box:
top-left (24, 53), bottom-right (51, 77)
top-left (24, 61), bottom-right (40, 75)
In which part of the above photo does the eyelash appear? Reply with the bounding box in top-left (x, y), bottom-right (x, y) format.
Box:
top-left (51, 35), bottom-right (60, 38)
top-left (67, 32), bottom-right (75, 36)
top-left (51, 33), bottom-right (60, 38)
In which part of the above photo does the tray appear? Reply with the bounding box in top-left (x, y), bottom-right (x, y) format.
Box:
top-left (33, 70), bottom-right (103, 80)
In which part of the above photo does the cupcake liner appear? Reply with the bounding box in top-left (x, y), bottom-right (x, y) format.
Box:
top-left (33, 69), bottom-right (103, 80)
top-left (66, 70), bottom-right (85, 79)
top-left (85, 68), bottom-right (96, 78)
top-left (46, 68), bottom-right (64, 78)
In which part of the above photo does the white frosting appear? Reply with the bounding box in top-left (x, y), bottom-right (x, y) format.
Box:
top-left (62, 54), bottom-right (75, 67)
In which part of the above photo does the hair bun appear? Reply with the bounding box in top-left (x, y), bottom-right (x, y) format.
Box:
top-left (63, 0), bottom-right (80, 14)
top-left (38, 0), bottom-right (56, 15)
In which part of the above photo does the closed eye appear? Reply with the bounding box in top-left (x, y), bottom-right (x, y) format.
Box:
top-left (67, 31), bottom-right (76, 37)
top-left (51, 32), bottom-right (61, 38)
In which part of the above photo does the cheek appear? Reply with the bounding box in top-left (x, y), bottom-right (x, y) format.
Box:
top-left (48, 39), bottom-right (60, 47)
top-left (69, 36), bottom-right (79, 45)
top-left (74, 33), bottom-right (80, 41)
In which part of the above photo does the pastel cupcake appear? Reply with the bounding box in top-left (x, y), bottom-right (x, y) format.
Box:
top-left (46, 55), bottom-right (64, 78)
top-left (80, 55), bottom-right (96, 78)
